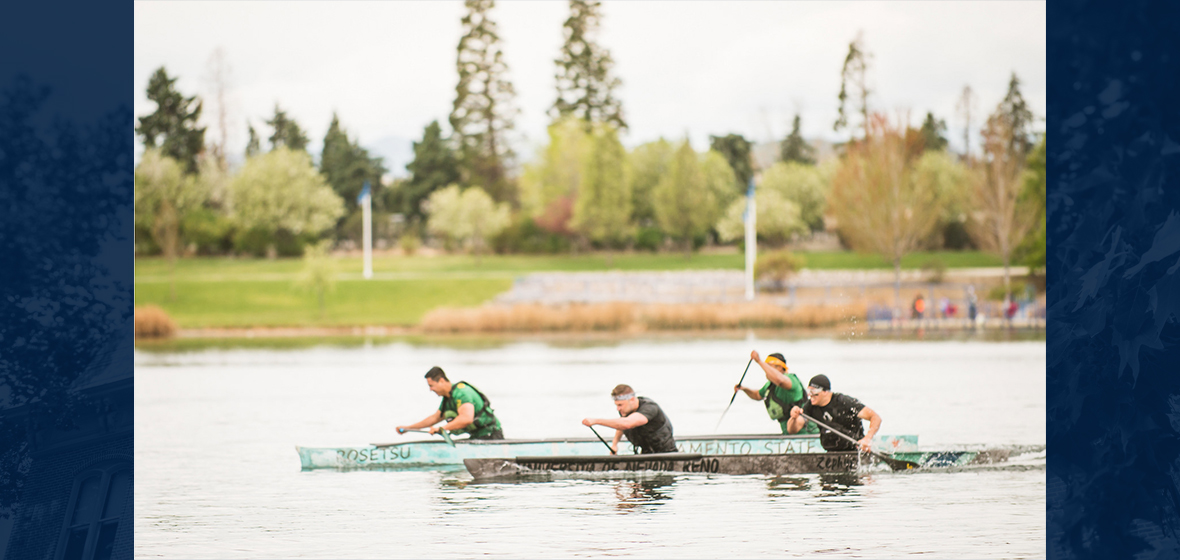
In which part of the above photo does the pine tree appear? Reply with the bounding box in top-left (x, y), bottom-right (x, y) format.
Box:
top-left (266, 103), bottom-right (309, 152)
top-left (450, 0), bottom-right (518, 203)
top-left (708, 134), bottom-right (753, 193)
top-left (780, 114), bottom-right (816, 165)
top-left (320, 113), bottom-right (387, 213)
top-left (245, 122), bottom-right (261, 158)
top-left (403, 120), bottom-right (461, 221)
top-left (136, 67), bottom-right (206, 174)
top-left (919, 111), bottom-right (949, 152)
top-left (999, 72), bottom-right (1035, 161)
top-left (834, 32), bottom-right (872, 139)
top-left (552, 0), bottom-right (626, 130)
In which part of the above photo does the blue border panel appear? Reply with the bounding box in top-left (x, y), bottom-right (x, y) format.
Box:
top-left (1047, 0), bottom-right (1180, 558)
top-left (0, 1), bottom-right (133, 559)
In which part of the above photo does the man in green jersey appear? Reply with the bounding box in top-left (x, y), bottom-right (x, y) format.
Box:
top-left (733, 350), bottom-right (818, 434)
top-left (396, 366), bottom-right (504, 440)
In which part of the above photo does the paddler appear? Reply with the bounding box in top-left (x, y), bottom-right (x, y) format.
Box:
top-left (581, 384), bottom-right (677, 454)
top-left (733, 350), bottom-right (818, 435)
top-left (396, 366), bottom-right (504, 440)
top-left (786, 374), bottom-right (882, 453)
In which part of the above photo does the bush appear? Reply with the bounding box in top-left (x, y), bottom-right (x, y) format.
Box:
top-left (491, 216), bottom-right (572, 254)
top-left (134, 305), bottom-right (177, 338)
top-left (233, 227), bottom-right (314, 258)
top-left (181, 207), bottom-right (234, 255)
top-left (399, 233), bottom-right (421, 255)
top-left (921, 258), bottom-right (947, 284)
top-left (755, 250), bottom-right (806, 291)
top-left (634, 226), bottom-right (664, 252)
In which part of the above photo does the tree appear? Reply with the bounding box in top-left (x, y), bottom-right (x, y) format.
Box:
top-left (294, 240), bottom-right (336, 319)
top-left (571, 124), bottom-right (631, 259)
top-left (955, 85), bottom-right (977, 159)
top-left (450, 0), bottom-right (519, 203)
top-left (518, 117), bottom-right (590, 233)
top-left (913, 150), bottom-right (971, 249)
top-left (625, 138), bottom-right (674, 225)
top-left (265, 104), bottom-right (309, 152)
top-left (136, 67), bottom-right (206, 174)
top-left (999, 72), bottom-right (1036, 162)
top-left (1015, 136), bottom-right (1047, 273)
top-left (201, 47), bottom-right (234, 171)
top-left (245, 121), bottom-right (261, 158)
top-left (402, 120), bottom-right (461, 221)
top-left (919, 111), bottom-right (949, 152)
top-left (966, 111), bottom-right (1038, 296)
top-left (708, 133), bottom-right (753, 194)
top-left (320, 113), bottom-right (387, 216)
top-left (716, 188), bottom-right (806, 246)
top-left (134, 150), bottom-right (209, 299)
top-left (228, 148), bottom-right (345, 256)
top-left (426, 185), bottom-right (511, 264)
top-left (552, 0), bottom-right (625, 130)
top-left (652, 141), bottom-right (720, 257)
top-left (828, 114), bottom-right (944, 310)
top-left (834, 31), bottom-right (872, 139)
top-left (701, 150), bottom-right (740, 217)
top-left (780, 114), bottom-right (816, 165)
top-left (759, 161), bottom-right (829, 233)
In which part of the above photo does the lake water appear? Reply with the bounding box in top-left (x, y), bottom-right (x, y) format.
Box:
top-left (135, 334), bottom-right (1045, 558)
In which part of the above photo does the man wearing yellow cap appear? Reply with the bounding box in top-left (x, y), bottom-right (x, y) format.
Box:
top-left (734, 350), bottom-right (818, 434)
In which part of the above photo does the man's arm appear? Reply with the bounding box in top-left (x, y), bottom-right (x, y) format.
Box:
top-left (432, 403), bottom-right (475, 434)
top-left (750, 350), bottom-right (791, 389)
top-left (856, 406), bottom-right (882, 452)
top-left (735, 384), bottom-right (762, 400)
top-left (582, 412), bottom-right (649, 431)
top-left (785, 406), bottom-right (806, 434)
top-left (611, 430), bottom-right (622, 454)
top-left (397, 410), bottom-right (444, 434)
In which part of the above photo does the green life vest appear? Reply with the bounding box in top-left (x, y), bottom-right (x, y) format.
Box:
top-left (764, 373), bottom-right (806, 421)
top-left (442, 381), bottom-right (499, 436)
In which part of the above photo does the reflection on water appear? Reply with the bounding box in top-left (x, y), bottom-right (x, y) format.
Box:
top-left (613, 475), bottom-right (676, 512)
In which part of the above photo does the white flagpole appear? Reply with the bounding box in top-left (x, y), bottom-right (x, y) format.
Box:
top-left (744, 176), bottom-right (756, 301)
top-left (361, 182), bottom-right (373, 280)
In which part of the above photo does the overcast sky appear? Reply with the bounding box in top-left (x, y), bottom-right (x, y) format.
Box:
top-left (135, 1), bottom-right (1045, 174)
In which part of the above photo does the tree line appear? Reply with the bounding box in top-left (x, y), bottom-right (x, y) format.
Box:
top-left (134, 0), bottom-right (1046, 297)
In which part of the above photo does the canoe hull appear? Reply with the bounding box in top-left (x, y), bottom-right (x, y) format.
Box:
top-left (296, 433), bottom-right (919, 469)
top-left (464, 448), bottom-right (1011, 480)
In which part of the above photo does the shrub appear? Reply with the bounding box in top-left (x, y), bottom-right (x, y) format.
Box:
top-left (399, 233), bottom-right (421, 255)
top-left (921, 258), bottom-right (947, 284)
top-left (634, 226), bottom-right (664, 252)
top-left (134, 305), bottom-right (177, 338)
top-left (181, 207), bottom-right (234, 255)
top-left (755, 250), bottom-right (806, 292)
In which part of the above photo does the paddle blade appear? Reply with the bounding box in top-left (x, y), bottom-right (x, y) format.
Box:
top-left (439, 429), bottom-right (455, 447)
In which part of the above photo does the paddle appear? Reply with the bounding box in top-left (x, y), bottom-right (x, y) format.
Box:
top-left (587, 425), bottom-right (616, 455)
top-left (714, 358), bottom-right (754, 431)
top-left (799, 412), bottom-right (919, 471)
top-left (389, 428), bottom-right (455, 447)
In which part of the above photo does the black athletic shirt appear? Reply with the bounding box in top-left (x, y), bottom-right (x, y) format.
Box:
top-left (802, 392), bottom-right (866, 452)
top-left (623, 397), bottom-right (677, 454)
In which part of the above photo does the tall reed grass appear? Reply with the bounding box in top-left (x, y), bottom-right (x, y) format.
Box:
top-left (420, 302), bottom-right (865, 333)
top-left (135, 305), bottom-right (178, 338)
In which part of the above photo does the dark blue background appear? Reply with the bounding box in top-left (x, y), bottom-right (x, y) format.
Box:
top-left (3, 0), bottom-right (1180, 558)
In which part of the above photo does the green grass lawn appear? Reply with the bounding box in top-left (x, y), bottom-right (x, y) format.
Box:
top-left (134, 250), bottom-right (1002, 329)
top-left (135, 278), bottom-right (512, 327)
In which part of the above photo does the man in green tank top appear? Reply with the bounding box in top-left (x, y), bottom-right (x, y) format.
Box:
top-left (733, 350), bottom-right (818, 435)
top-left (396, 366), bottom-right (504, 440)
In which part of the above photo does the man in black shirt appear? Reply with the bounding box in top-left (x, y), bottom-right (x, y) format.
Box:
top-left (786, 374), bottom-right (883, 452)
top-left (581, 384), bottom-right (677, 454)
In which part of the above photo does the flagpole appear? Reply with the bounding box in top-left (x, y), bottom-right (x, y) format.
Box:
top-left (744, 176), bottom-right (756, 301)
top-left (360, 181), bottom-right (373, 280)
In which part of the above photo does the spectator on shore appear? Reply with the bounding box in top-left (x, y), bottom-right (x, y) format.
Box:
top-left (911, 294), bottom-right (925, 319)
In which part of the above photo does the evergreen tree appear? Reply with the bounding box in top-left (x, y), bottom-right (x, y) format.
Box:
top-left (780, 114), bottom-right (816, 165)
top-left (999, 72), bottom-right (1035, 161)
top-left (403, 120), bottom-right (461, 221)
top-left (245, 122), bottom-right (261, 158)
top-left (266, 103), bottom-right (309, 152)
top-left (136, 67), bottom-right (206, 174)
top-left (320, 113), bottom-right (387, 214)
top-left (707, 133), bottom-right (752, 194)
top-left (552, 0), bottom-right (626, 130)
top-left (834, 31), bottom-right (871, 139)
top-left (450, 0), bottom-right (518, 203)
top-left (919, 111), bottom-right (949, 152)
